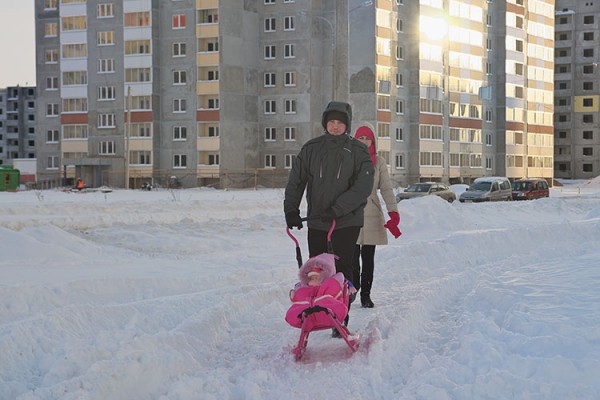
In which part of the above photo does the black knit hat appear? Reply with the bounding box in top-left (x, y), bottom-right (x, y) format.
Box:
top-left (321, 101), bottom-right (352, 133)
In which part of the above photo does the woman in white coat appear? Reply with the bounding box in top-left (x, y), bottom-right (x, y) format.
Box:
top-left (353, 125), bottom-right (402, 308)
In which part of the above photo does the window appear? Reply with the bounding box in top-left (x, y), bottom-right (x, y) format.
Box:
top-left (264, 72), bottom-right (276, 87)
top-left (174, 154), bottom-right (187, 168)
top-left (47, 129), bottom-right (59, 143)
top-left (264, 45), bottom-right (276, 60)
top-left (46, 76), bottom-right (58, 90)
top-left (173, 99), bottom-right (187, 113)
top-left (197, 9), bottom-right (218, 24)
top-left (285, 99), bottom-right (297, 114)
top-left (515, 16), bottom-right (523, 29)
top-left (584, 32), bottom-right (594, 41)
top-left (97, 31), bottom-right (115, 46)
top-left (46, 103), bottom-right (59, 116)
top-left (285, 127), bottom-right (296, 141)
top-left (130, 122), bottom-right (153, 137)
top-left (173, 70), bottom-right (187, 85)
top-left (285, 154), bottom-right (295, 169)
top-left (97, 3), bottom-right (114, 18)
top-left (62, 71), bottom-right (87, 85)
top-left (395, 154), bottom-right (404, 169)
top-left (583, 115), bottom-right (593, 124)
top-left (47, 156), bottom-right (59, 169)
top-left (396, 127), bottom-right (403, 141)
top-left (284, 71), bottom-right (296, 87)
top-left (583, 131), bottom-right (593, 140)
top-left (515, 40), bottom-right (523, 52)
top-left (173, 42), bottom-right (186, 57)
top-left (45, 23), bottom-right (58, 37)
top-left (98, 58), bottom-right (115, 73)
top-left (396, 73), bottom-right (403, 87)
top-left (208, 154), bottom-right (219, 165)
top-left (584, 15), bottom-right (594, 24)
top-left (61, 16), bottom-right (86, 32)
top-left (62, 125), bottom-right (88, 139)
top-left (515, 63), bottom-right (524, 75)
top-left (62, 43), bottom-right (88, 58)
top-left (396, 46), bottom-right (403, 59)
top-left (124, 11), bottom-right (150, 27)
top-left (583, 65), bottom-right (594, 74)
top-left (265, 0), bottom-right (275, 4)
top-left (45, 49), bottom-right (58, 64)
top-left (125, 40), bottom-right (151, 55)
top-left (396, 100), bottom-right (404, 114)
top-left (583, 148), bottom-right (593, 156)
top-left (62, 98), bottom-right (88, 113)
top-left (173, 14), bottom-right (186, 29)
top-left (125, 68), bottom-right (151, 82)
top-left (98, 113), bottom-right (116, 128)
top-left (208, 98), bottom-right (219, 109)
top-left (131, 96), bottom-right (152, 110)
top-left (583, 48), bottom-right (594, 58)
top-left (583, 82), bottom-right (593, 91)
top-left (44, 0), bottom-right (58, 10)
top-left (173, 126), bottom-right (187, 140)
top-left (284, 16), bottom-right (295, 31)
top-left (131, 151), bottom-right (151, 165)
top-left (265, 127), bottom-right (276, 141)
top-left (99, 141), bottom-right (116, 155)
top-left (264, 100), bottom-right (276, 114)
top-left (265, 17), bottom-right (276, 32)
top-left (265, 154), bottom-right (276, 168)
top-left (284, 44), bottom-right (295, 58)
top-left (583, 164), bottom-right (593, 173)
top-left (197, 37), bottom-right (219, 52)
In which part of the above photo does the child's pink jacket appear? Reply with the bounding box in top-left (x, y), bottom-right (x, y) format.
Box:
top-left (285, 253), bottom-right (348, 328)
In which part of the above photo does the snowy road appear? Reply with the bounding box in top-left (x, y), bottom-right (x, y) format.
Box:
top-left (1, 186), bottom-right (600, 399)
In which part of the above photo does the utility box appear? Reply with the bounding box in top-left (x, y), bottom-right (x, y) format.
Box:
top-left (0, 166), bottom-right (20, 192)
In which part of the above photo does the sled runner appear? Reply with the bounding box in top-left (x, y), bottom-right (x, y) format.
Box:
top-left (285, 220), bottom-right (360, 360)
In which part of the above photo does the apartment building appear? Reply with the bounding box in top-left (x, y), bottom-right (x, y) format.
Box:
top-left (0, 86), bottom-right (37, 166)
top-left (34, 0), bottom-right (555, 189)
top-left (359, 0), bottom-right (554, 186)
top-left (554, 1), bottom-right (600, 179)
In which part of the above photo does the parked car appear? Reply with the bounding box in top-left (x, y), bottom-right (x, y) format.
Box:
top-left (511, 179), bottom-right (549, 200)
top-left (459, 177), bottom-right (513, 203)
top-left (396, 182), bottom-right (457, 203)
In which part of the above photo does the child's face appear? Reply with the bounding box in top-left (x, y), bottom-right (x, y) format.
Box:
top-left (307, 273), bottom-right (321, 287)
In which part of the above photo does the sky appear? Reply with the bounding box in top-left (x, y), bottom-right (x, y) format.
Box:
top-left (0, 1), bottom-right (36, 88)
top-left (1, 180), bottom-right (600, 399)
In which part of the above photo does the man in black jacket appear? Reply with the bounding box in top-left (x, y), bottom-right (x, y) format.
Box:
top-left (284, 101), bottom-right (374, 334)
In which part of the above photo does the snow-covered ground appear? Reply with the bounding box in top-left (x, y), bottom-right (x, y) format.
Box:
top-left (1, 178), bottom-right (600, 399)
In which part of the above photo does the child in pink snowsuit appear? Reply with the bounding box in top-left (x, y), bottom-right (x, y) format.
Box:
top-left (285, 253), bottom-right (350, 329)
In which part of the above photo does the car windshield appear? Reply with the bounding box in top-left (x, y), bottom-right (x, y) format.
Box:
top-left (469, 182), bottom-right (491, 191)
top-left (406, 184), bottom-right (431, 193)
top-left (512, 182), bottom-right (532, 191)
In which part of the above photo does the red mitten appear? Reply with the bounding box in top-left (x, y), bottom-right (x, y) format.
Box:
top-left (384, 211), bottom-right (402, 238)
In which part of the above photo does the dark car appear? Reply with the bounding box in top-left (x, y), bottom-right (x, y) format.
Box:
top-left (396, 182), bottom-right (456, 203)
top-left (511, 179), bottom-right (549, 200)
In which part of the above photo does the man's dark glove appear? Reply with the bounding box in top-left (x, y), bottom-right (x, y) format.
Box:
top-left (320, 207), bottom-right (337, 223)
top-left (285, 210), bottom-right (303, 229)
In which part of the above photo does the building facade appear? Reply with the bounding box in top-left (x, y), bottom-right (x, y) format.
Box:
top-left (554, 1), bottom-right (600, 179)
top-left (34, 0), bottom-right (555, 189)
top-left (0, 86), bottom-right (37, 166)
top-left (348, 0), bottom-right (554, 187)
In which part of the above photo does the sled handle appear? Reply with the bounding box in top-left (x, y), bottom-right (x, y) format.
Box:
top-left (286, 227), bottom-right (303, 268)
top-left (327, 219), bottom-right (336, 254)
